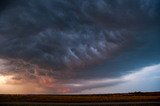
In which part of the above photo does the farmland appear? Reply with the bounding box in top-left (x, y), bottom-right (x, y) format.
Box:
top-left (0, 92), bottom-right (160, 105)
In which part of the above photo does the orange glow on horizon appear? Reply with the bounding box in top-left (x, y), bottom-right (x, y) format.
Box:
top-left (0, 74), bottom-right (47, 94)
top-left (0, 75), bottom-right (13, 85)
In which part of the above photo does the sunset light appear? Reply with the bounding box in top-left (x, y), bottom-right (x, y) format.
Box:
top-left (0, 75), bottom-right (6, 84)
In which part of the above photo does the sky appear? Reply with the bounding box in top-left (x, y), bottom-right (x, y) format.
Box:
top-left (0, 0), bottom-right (160, 94)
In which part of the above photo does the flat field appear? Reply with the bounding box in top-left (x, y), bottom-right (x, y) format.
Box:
top-left (0, 92), bottom-right (160, 106)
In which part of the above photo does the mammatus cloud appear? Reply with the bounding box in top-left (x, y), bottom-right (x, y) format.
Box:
top-left (0, 0), bottom-right (160, 93)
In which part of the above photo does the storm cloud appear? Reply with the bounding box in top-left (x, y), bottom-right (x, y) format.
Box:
top-left (0, 0), bottom-right (160, 93)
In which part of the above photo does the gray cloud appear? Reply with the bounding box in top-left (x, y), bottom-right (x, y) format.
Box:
top-left (0, 0), bottom-right (160, 93)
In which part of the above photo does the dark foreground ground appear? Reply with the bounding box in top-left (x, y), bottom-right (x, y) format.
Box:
top-left (0, 92), bottom-right (160, 106)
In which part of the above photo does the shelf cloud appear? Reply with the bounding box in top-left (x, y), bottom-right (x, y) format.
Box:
top-left (0, 0), bottom-right (160, 93)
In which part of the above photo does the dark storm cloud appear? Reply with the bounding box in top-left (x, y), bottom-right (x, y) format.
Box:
top-left (0, 0), bottom-right (130, 70)
top-left (0, 0), bottom-right (160, 93)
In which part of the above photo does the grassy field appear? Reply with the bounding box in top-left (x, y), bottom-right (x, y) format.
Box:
top-left (0, 92), bottom-right (160, 103)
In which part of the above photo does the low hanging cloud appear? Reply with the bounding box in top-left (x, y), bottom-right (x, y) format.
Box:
top-left (81, 63), bottom-right (160, 94)
top-left (0, 0), bottom-right (160, 93)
